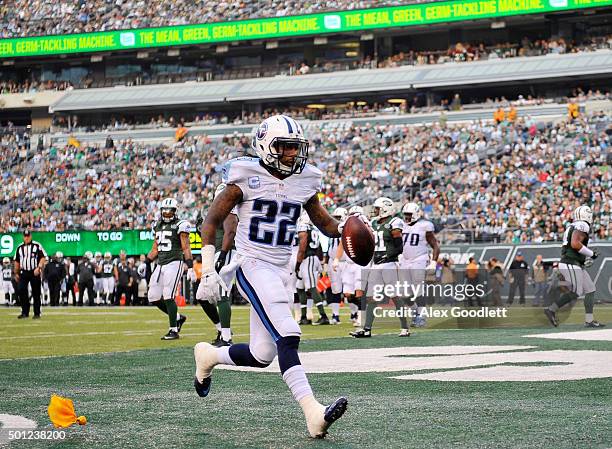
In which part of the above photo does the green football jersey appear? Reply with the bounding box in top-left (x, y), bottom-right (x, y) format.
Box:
top-left (214, 227), bottom-right (237, 252)
top-left (153, 219), bottom-right (191, 266)
top-left (560, 220), bottom-right (590, 267)
top-left (297, 222), bottom-right (320, 258)
top-left (372, 216), bottom-right (404, 264)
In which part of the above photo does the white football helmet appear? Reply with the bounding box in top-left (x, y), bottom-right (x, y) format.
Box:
top-left (402, 202), bottom-right (421, 224)
top-left (572, 205), bottom-right (593, 225)
top-left (214, 183), bottom-right (226, 199)
top-left (160, 197), bottom-right (178, 222)
top-left (372, 197), bottom-right (395, 219)
top-left (251, 115), bottom-right (309, 175)
top-left (332, 207), bottom-right (348, 221)
top-left (55, 251), bottom-right (64, 261)
top-left (104, 252), bottom-right (112, 261)
top-left (2, 257), bottom-right (10, 266)
top-left (94, 251), bottom-right (102, 259)
top-left (348, 205), bottom-right (364, 215)
top-left (84, 251), bottom-right (93, 261)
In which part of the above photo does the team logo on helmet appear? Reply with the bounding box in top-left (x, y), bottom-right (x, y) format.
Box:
top-left (256, 122), bottom-right (268, 140)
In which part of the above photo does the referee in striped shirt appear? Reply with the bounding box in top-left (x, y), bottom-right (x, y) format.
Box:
top-left (14, 230), bottom-right (47, 319)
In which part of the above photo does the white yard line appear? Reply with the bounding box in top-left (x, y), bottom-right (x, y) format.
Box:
top-left (524, 328), bottom-right (612, 341)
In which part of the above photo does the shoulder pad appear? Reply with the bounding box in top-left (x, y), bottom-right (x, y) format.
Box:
top-left (177, 220), bottom-right (191, 234)
top-left (573, 221), bottom-right (590, 233)
top-left (390, 217), bottom-right (404, 230)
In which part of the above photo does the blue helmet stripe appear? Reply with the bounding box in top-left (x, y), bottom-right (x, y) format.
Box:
top-left (292, 117), bottom-right (302, 134)
top-left (282, 116), bottom-right (293, 134)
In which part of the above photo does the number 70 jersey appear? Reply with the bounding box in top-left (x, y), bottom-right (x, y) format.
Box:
top-left (222, 157), bottom-right (322, 267)
top-left (402, 219), bottom-right (435, 262)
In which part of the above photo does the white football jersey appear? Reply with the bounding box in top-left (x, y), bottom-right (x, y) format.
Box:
top-left (402, 219), bottom-right (435, 261)
top-left (222, 157), bottom-right (322, 267)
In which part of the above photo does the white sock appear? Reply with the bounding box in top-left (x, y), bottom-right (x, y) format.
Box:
top-left (585, 313), bottom-right (593, 322)
top-left (357, 310), bottom-right (362, 326)
top-left (283, 365), bottom-right (313, 402)
top-left (176, 311), bottom-right (181, 320)
top-left (170, 327), bottom-right (178, 332)
top-left (349, 302), bottom-right (358, 314)
top-left (306, 299), bottom-right (314, 320)
top-left (221, 328), bottom-right (231, 341)
top-left (331, 303), bottom-right (340, 316)
top-left (216, 346), bottom-right (236, 366)
top-left (215, 322), bottom-right (222, 332)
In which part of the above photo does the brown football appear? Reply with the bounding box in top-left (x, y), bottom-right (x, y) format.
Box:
top-left (341, 215), bottom-right (375, 266)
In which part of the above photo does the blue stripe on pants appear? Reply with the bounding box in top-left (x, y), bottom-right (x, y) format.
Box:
top-left (236, 267), bottom-right (281, 341)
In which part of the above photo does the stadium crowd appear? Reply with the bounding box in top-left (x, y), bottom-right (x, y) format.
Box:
top-left (48, 88), bottom-right (610, 133)
top-left (1, 109), bottom-right (610, 242)
top-left (3, 34), bottom-right (610, 94)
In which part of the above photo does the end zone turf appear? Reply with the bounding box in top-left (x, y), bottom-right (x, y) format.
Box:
top-left (0, 306), bottom-right (610, 448)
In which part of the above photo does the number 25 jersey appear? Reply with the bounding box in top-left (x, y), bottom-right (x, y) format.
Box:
top-left (222, 157), bottom-right (322, 267)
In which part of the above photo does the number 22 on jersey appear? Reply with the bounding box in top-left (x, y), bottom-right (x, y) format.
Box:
top-left (249, 199), bottom-right (301, 247)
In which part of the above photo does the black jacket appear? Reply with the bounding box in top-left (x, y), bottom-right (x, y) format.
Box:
top-left (77, 260), bottom-right (95, 283)
top-left (509, 259), bottom-right (529, 280)
top-left (44, 260), bottom-right (66, 284)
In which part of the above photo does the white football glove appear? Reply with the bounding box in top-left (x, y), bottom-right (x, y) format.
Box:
top-left (187, 268), bottom-right (196, 283)
top-left (196, 244), bottom-right (222, 304)
top-left (196, 270), bottom-right (222, 304)
top-left (338, 212), bottom-right (371, 234)
top-left (584, 258), bottom-right (594, 268)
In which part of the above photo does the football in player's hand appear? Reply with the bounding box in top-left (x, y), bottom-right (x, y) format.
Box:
top-left (341, 216), bottom-right (374, 266)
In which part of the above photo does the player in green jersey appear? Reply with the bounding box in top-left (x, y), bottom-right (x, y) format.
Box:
top-left (146, 198), bottom-right (192, 340)
top-left (544, 205), bottom-right (604, 328)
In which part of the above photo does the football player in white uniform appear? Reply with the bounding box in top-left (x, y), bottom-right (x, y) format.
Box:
top-left (544, 205), bottom-right (604, 328)
top-left (352, 197), bottom-right (406, 338)
top-left (400, 202), bottom-right (439, 328)
top-left (93, 251), bottom-right (103, 304)
top-left (2, 257), bottom-right (15, 306)
top-left (101, 252), bottom-right (115, 305)
top-left (332, 205), bottom-right (366, 326)
top-left (326, 207), bottom-right (347, 324)
top-left (194, 115), bottom-right (361, 438)
top-left (146, 198), bottom-right (191, 340)
top-left (296, 212), bottom-right (329, 325)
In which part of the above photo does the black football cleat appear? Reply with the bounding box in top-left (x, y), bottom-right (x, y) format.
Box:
top-left (17, 314), bottom-right (28, 319)
top-left (32, 315), bottom-right (41, 320)
top-left (298, 318), bottom-right (313, 325)
top-left (543, 309), bottom-right (558, 327)
top-left (161, 330), bottom-right (179, 340)
top-left (194, 376), bottom-right (212, 397)
top-left (324, 397), bottom-right (348, 425)
top-left (211, 331), bottom-right (222, 345)
top-left (177, 315), bottom-right (187, 333)
top-left (314, 316), bottom-right (330, 325)
top-left (350, 329), bottom-right (371, 338)
top-left (212, 338), bottom-right (233, 348)
top-left (585, 321), bottom-right (605, 328)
